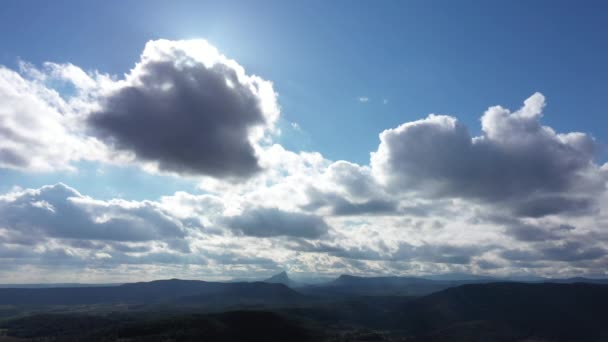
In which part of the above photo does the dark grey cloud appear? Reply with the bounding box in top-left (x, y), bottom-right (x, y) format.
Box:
top-left (225, 207), bottom-right (329, 238)
top-left (0, 227), bottom-right (40, 245)
top-left (500, 249), bottom-right (540, 262)
top-left (303, 187), bottom-right (399, 216)
top-left (0, 245), bottom-right (90, 268)
top-left (204, 251), bottom-right (279, 268)
top-left (64, 239), bottom-right (104, 250)
top-left (500, 240), bottom-right (607, 263)
top-left (0, 183), bottom-right (185, 242)
top-left (508, 224), bottom-right (561, 242)
top-left (540, 241), bottom-right (606, 262)
top-left (0, 243), bottom-right (200, 270)
top-left (331, 198), bottom-right (397, 216)
top-left (503, 221), bottom-right (576, 242)
top-left (372, 93), bottom-right (605, 217)
top-left (475, 259), bottom-right (502, 270)
top-left (484, 214), bottom-right (578, 242)
top-left (0, 148), bottom-right (28, 168)
top-left (304, 189), bottom-right (397, 216)
top-left (293, 240), bottom-right (489, 265)
top-left (325, 161), bottom-right (379, 199)
top-left (512, 195), bottom-right (595, 218)
top-left (393, 242), bottom-right (490, 265)
top-left (288, 239), bottom-right (388, 261)
top-left (332, 246), bottom-right (386, 261)
top-left (109, 242), bottom-right (152, 253)
top-left (299, 161), bottom-right (404, 216)
top-left (87, 40), bottom-right (277, 179)
top-left (287, 239), bottom-right (344, 254)
top-left (106, 251), bottom-right (206, 266)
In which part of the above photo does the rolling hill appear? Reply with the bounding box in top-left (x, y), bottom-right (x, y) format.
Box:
top-left (0, 279), bottom-right (305, 307)
top-left (400, 282), bottom-right (608, 341)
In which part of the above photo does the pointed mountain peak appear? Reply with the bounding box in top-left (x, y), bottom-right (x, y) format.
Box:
top-left (264, 271), bottom-right (289, 282)
top-left (263, 271), bottom-right (297, 287)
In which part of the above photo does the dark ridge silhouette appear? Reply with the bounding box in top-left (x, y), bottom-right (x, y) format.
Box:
top-left (543, 276), bottom-right (608, 284)
top-left (0, 283), bottom-right (123, 288)
top-left (300, 274), bottom-right (463, 297)
top-left (0, 279), bottom-right (304, 306)
top-left (301, 274), bottom-right (608, 298)
top-left (401, 282), bottom-right (608, 341)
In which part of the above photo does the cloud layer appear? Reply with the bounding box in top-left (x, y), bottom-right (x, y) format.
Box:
top-left (0, 183), bottom-right (184, 242)
top-left (0, 39), bottom-right (607, 281)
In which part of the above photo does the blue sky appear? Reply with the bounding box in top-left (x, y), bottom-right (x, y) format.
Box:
top-left (1, 1), bottom-right (608, 281)
top-left (3, 0), bottom-right (607, 163)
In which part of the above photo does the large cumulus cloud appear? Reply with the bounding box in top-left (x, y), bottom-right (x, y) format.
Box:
top-left (225, 207), bottom-right (329, 238)
top-left (87, 39), bottom-right (279, 179)
top-left (371, 93), bottom-right (606, 217)
top-left (0, 183), bottom-right (185, 242)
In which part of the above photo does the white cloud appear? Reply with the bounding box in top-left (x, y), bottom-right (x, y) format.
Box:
top-left (1, 39), bottom-right (280, 179)
top-left (371, 93), bottom-right (606, 217)
top-left (2, 39), bottom-right (608, 280)
top-left (0, 183), bottom-right (186, 242)
top-left (290, 122), bottom-right (301, 131)
top-left (0, 66), bottom-right (106, 171)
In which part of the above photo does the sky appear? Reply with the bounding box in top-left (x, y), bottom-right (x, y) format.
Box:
top-left (0, 0), bottom-right (608, 282)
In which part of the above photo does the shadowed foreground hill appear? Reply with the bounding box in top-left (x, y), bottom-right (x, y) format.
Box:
top-left (1, 311), bottom-right (318, 342)
top-left (401, 282), bottom-right (608, 341)
top-left (2, 281), bottom-right (608, 341)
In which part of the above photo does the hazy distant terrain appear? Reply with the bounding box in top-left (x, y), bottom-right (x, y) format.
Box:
top-left (1, 273), bottom-right (607, 341)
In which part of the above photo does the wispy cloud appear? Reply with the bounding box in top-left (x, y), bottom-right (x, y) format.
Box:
top-left (290, 122), bottom-right (301, 131)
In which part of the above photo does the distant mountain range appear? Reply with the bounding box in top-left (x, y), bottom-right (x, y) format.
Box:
top-left (400, 282), bottom-right (608, 340)
top-left (3, 272), bottom-right (607, 290)
top-left (297, 274), bottom-right (517, 297)
top-left (1, 273), bottom-right (608, 307)
top-left (0, 283), bottom-right (123, 288)
top-left (0, 279), bottom-right (305, 307)
top-left (302, 274), bottom-right (455, 296)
